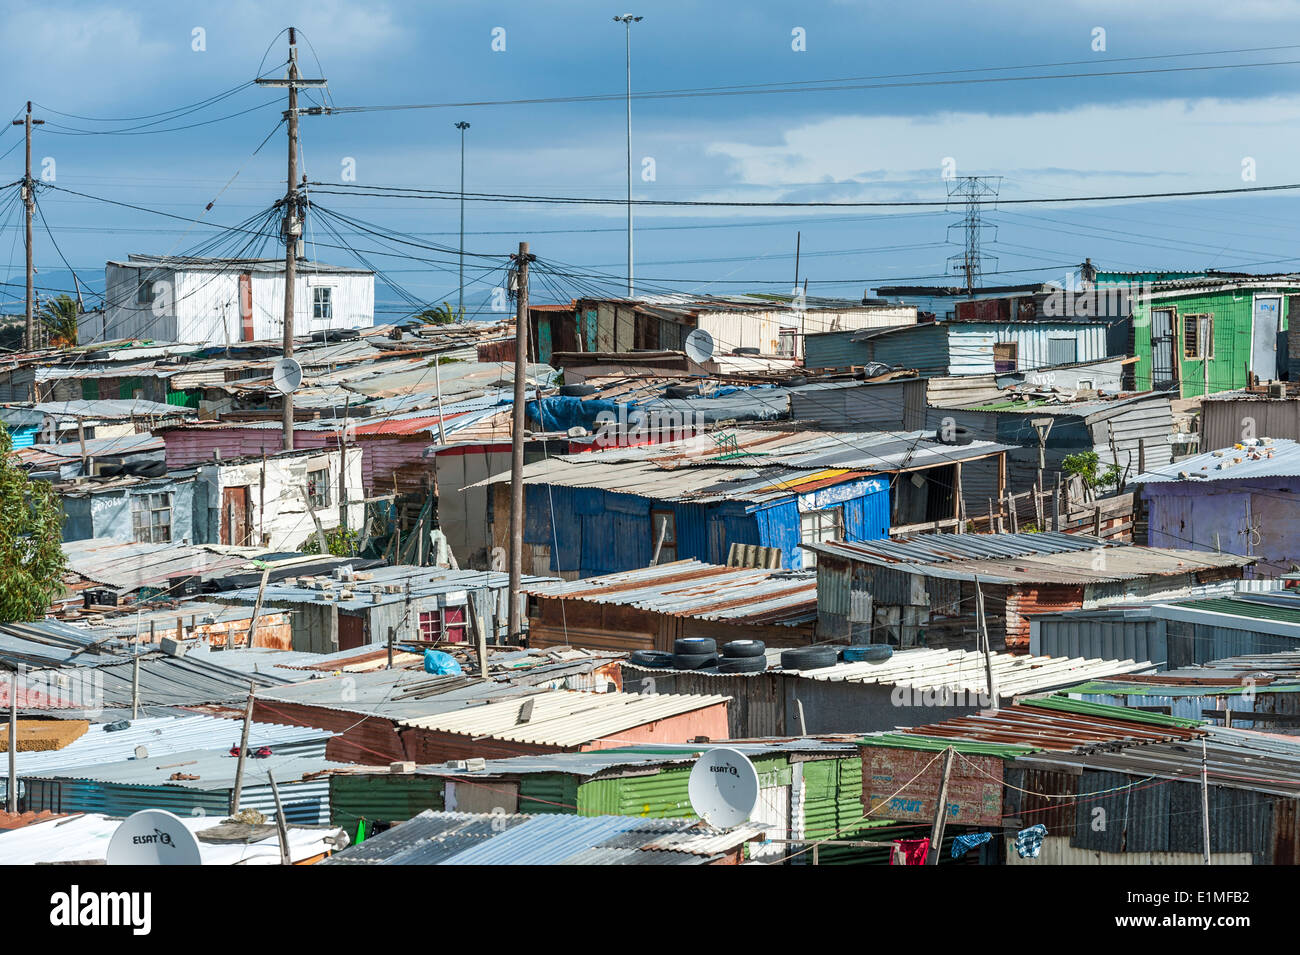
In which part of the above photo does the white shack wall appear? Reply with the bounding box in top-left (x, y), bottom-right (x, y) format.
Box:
top-left (96, 264), bottom-right (375, 346)
top-left (197, 448), bottom-right (363, 549)
top-left (947, 324), bottom-right (1109, 376)
top-left (698, 306), bottom-right (916, 358)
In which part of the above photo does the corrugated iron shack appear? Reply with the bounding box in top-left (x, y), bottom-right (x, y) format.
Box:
top-left (807, 532), bottom-right (1251, 650)
top-left (522, 560), bottom-right (817, 653)
top-left (1132, 437), bottom-right (1300, 576)
top-left (485, 428), bottom-right (1010, 575)
top-left (619, 647), bottom-right (1151, 738)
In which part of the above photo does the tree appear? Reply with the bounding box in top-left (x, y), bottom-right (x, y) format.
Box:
top-left (0, 428), bottom-right (67, 621)
top-left (414, 302), bottom-right (464, 326)
top-left (1061, 450), bottom-right (1120, 493)
top-left (40, 294), bottom-right (79, 349)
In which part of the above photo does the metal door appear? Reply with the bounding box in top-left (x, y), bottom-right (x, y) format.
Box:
top-left (1253, 296), bottom-right (1281, 381)
top-left (1150, 308), bottom-right (1175, 389)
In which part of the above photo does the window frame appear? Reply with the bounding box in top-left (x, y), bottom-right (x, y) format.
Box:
top-left (312, 285), bottom-right (335, 321)
top-left (650, 509), bottom-right (677, 563)
top-left (130, 491), bottom-right (172, 544)
top-left (993, 341), bottom-right (1018, 373)
top-left (135, 274), bottom-right (156, 306)
top-left (305, 466), bottom-right (331, 510)
top-left (799, 506), bottom-right (845, 568)
top-left (1183, 312), bottom-right (1214, 359)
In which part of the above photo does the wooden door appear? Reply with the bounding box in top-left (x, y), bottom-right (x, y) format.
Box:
top-left (221, 485), bottom-right (251, 545)
top-left (337, 612), bottom-right (366, 651)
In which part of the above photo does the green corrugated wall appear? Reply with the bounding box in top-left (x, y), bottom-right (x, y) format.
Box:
top-left (1133, 287), bottom-right (1296, 397)
top-left (330, 774), bottom-right (445, 835)
top-left (518, 773), bottom-right (580, 815)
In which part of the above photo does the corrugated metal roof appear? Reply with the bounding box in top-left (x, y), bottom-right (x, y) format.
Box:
top-left (806, 532), bottom-right (1251, 585)
top-left (1133, 438), bottom-right (1300, 485)
top-left (326, 808), bottom-right (757, 865)
top-left (322, 810), bottom-right (530, 865)
top-left (0, 716), bottom-right (333, 800)
top-left (622, 646), bottom-right (1153, 696)
top-left (481, 428), bottom-right (1008, 504)
top-left (522, 560), bottom-right (816, 625)
top-left (24, 399), bottom-right (194, 420)
top-left (1014, 725), bottom-right (1300, 797)
top-left (397, 689), bottom-right (730, 747)
top-left (22, 748), bottom-right (344, 790)
top-left (791, 648), bottom-right (1152, 696)
top-left (0, 812), bottom-right (346, 865)
top-left (892, 701), bottom-right (1205, 751)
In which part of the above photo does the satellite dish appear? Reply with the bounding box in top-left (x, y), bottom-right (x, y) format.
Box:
top-left (271, 357), bottom-right (303, 395)
top-left (688, 747), bottom-right (760, 829)
top-left (684, 328), bottom-right (715, 365)
top-left (106, 809), bottom-right (203, 866)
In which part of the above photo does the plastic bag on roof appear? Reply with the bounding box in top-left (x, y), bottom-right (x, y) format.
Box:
top-left (424, 649), bottom-right (463, 676)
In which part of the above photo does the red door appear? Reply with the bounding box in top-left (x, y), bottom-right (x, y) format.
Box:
top-left (338, 613), bottom-right (366, 651)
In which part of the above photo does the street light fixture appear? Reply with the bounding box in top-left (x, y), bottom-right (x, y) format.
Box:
top-left (454, 121), bottom-right (471, 319)
top-left (613, 14), bottom-right (642, 299)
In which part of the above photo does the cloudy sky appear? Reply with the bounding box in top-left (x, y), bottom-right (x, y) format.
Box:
top-left (3, 0), bottom-right (1300, 317)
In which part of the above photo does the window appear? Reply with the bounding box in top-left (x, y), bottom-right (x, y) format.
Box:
top-left (1047, 337), bottom-right (1077, 367)
top-left (306, 467), bottom-right (331, 509)
top-left (418, 608), bottom-right (467, 644)
top-left (650, 509), bottom-right (677, 564)
top-left (799, 506), bottom-right (844, 568)
top-left (993, 341), bottom-right (1018, 373)
top-left (131, 493), bottom-right (172, 543)
top-left (312, 286), bottom-right (334, 321)
top-left (777, 327), bottom-right (798, 356)
top-left (1184, 313), bottom-right (1214, 359)
top-left (135, 275), bottom-right (156, 306)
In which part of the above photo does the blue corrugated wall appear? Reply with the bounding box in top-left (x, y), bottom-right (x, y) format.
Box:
top-left (524, 478), bottom-right (891, 575)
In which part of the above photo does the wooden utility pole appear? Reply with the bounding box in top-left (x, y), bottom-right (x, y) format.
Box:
top-left (507, 242), bottom-right (534, 644)
top-left (257, 28), bottom-right (327, 451)
top-left (927, 746), bottom-right (956, 865)
top-left (12, 102), bottom-right (43, 351)
top-left (266, 770), bottom-right (293, 865)
top-left (975, 575), bottom-right (997, 704)
top-left (231, 681), bottom-right (256, 814)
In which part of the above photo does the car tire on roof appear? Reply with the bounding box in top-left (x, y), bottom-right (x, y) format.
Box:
top-left (559, 384), bottom-right (598, 397)
top-left (629, 650), bottom-right (674, 668)
top-left (717, 655), bottom-right (767, 674)
top-left (671, 652), bottom-right (719, 670)
top-left (841, 644), bottom-right (894, 663)
top-left (780, 646), bottom-right (839, 671)
top-left (721, 640), bottom-right (765, 658)
top-left (673, 637), bottom-right (716, 656)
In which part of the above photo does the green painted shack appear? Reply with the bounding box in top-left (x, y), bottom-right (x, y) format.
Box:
top-left (327, 741), bottom-right (996, 864)
top-left (1102, 273), bottom-right (1300, 397)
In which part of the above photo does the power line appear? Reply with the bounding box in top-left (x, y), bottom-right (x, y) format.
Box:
top-left (305, 180), bottom-right (1300, 208)
top-left (325, 53), bottom-right (1300, 113)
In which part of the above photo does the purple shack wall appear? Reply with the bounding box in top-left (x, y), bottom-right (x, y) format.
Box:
top-left (1142, 477), bottom-right (1300, 577)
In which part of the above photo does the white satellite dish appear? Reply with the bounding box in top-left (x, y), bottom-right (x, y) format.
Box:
top-left (684, 328), bottom-right (715, 365)
top-left (271, 357), bottom-right (303, 395)
top-left (688, 747), bottom-right (760, 829)
top-left (106, 809), bottom-right (203, 866)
